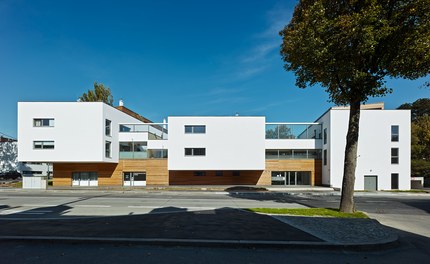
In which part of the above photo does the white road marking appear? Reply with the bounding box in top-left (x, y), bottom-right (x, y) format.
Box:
top-left (22, 204), bottom-right (59, 207)
top-left (75, 205), bottom-right (111, 208)
top-left (16, 212), bottom-right (45, 215)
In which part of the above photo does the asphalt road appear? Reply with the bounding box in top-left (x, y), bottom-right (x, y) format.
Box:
top-left (0, 190), bottom-right (429, 263)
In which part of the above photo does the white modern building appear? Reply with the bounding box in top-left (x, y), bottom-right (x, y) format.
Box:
top-left (17, 101), bottom-right (411, 190)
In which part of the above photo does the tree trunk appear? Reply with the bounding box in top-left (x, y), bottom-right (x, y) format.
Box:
top-left (339, 100), bottom-right (361, 213)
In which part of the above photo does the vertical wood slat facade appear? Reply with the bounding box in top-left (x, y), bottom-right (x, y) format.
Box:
top-left (53, 159), bottom-right (168, 187)
top-left (53, 159), bottom-right (322, 187)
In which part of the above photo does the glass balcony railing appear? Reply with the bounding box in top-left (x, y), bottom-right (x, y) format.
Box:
top-left (265, 123), bottom-right (322, 139)
top-left (119, 123), bottom-right (168, 140)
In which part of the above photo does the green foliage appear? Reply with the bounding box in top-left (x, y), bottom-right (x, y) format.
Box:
top-left (79, 82), bottom-right (114, 105)
top-left (398, 98), bottom-right (430, 177)
top-left (398, 98), bottom-right (430, 121)
top-left (280, 0), bottom-right (430, 105)
top-left (247, 208), bottom-right (368, 218)
top-left (411, 159), bottom-right (430, 178)
top-left (265, 125), bottom-right (294, 139)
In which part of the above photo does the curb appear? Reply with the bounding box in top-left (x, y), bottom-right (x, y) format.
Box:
top-left (0, 235), bottom-right (399, 251)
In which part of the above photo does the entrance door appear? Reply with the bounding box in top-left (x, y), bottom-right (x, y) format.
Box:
top-left (72, 172), bottom-right (80, 186)
top-left (80, 172), bottom-right (90, 187)
top-left (364, 175), bottom-right (378, 191)
top-left (123, 172), bottom-right (146, 187)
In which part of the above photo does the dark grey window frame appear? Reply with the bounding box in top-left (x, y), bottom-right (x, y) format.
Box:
top-left (323, 128), bottom-right (327, 145)
top-left (105, 119), bottom-right (112, 136)
top-left (185, 148), bottom-right (206, 156)
top-left (391, 148), bottom-right (399, 164)
top-left (323, 149), bottom-right (327, 166)
top-left (33, 118), bottom-right (55, 127)
top-left (391, 173), bottom-right (399, 189)
top-left (391, 125), bottom-right (399, 142)
top-left (33, 141), bottom-right (55, 149)
top-left (106, 141), bottom-right (112, 158)
top-left (185, 125), bottom-right (206, 134)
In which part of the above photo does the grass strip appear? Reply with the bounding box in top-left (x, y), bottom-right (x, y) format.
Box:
top-left (247, 208), bottom-right (368, 218)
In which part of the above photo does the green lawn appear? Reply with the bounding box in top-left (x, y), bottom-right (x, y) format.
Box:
top-left (247, 208), bottom-right (368, 218)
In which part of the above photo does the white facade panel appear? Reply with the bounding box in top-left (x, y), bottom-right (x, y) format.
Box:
top-left (265, 139), bottom-right (322, 150)
top-left (321, 109), bottom-right (410, 190)
top-left (168, 116), bottom-right (265, 170)
top-left (118, 132), bottom-right (149, 142)
top-left (18, 102), bottom-right (142, 163)
top-left (147, 140), bottom-right (168, 150)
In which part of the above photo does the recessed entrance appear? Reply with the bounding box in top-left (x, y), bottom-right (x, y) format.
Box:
top-left (124, 172), bottom-right (146, 187)
top-left (271, 171), bottom-right (311, 185)
top-left (72, 172), bottom-right (98, 187)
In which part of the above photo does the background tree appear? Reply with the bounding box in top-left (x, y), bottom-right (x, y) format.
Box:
top-left (398, 98), bottom-right (430, 121)
top-left (280, 0), bottom-right (430, 212)
top-left (79, 82), bottom-right (114, 105)
top-left (398, 98), bottom-right (430, 183)
top-left (266, 125), bottom-right (294, 139)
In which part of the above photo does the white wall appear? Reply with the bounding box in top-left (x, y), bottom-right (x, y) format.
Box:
top-left (326, 109), bottom-right (410, 190)
top-left (18, 102), bottom-right (142, 163)
top-left (168, 116), bottom-right (265, 170)
top-left (265, 139), bottom-right (322, 150)
top-left (317, 111), bottom-right (331, 186)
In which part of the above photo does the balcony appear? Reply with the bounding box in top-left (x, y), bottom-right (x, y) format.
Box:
top-left (119, 123), bottom-right (168, 140)
top-left (265, 123), bottom-right (322, 139)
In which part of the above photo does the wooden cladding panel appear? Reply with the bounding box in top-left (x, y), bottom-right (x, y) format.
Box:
top-left (169, 171), bottom-right (264, 185)
top-left (265, 159), bottom-right (322, 186)
top-left (120, 159), bottom-right (169, 186)
top-left (53, 159), bottom-right (169, 187)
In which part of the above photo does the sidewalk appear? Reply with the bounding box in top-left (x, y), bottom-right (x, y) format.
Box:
top-left (0, 208), bottom-right (398, 249)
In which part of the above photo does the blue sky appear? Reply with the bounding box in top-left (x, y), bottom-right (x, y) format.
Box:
top-left (0, 0), bottom-right (428, 138)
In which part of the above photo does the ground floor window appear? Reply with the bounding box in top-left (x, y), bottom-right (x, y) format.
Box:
top-left (72, 172), bottom-right (98, 187)
top-left (391, 173), bottom-right (399, 190)
top-left (123, 172), bottom-right (146, 187)
top-left (271, 171), bottom-right (311, 186)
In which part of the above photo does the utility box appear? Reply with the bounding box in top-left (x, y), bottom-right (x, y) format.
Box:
top-left (22, 176), bottom-right (48, 189)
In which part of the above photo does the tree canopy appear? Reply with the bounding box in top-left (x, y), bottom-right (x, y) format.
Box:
top-left (280, 0), bottom-right (430, 212)
top-left (398, 98), bottom-right (430, 121)
top-left (79, 82), bottom-right (114, 106)
top-left (280, 0), bottom-right (430, 105)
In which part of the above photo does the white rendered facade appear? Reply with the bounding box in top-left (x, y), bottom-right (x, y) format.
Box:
top-left (317, 108), bottom-right (411, 190)
top-left (17, 101), bottom-right (411, 190)
top-left (168, 116), bottom-right (265, 170)
top-left (18, 102), bottom-right (143, 163)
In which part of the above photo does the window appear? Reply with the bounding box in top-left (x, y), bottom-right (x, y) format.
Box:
top-left (105, 119), bottom-right (112, 136)
top-left (22, 171), bottom-right (42, 175)
top-left (148, 149), bottom-right (168, 159)
top-left (119, 142), bottom-right (148, 159)
top-left (105, 141), bottom-right (111, 158)
top-left (323, 149), bottom-right (327, 165)
top-left (232, 171), bottom-right (240, 176)
top-left (265, 149), bottom-right (321, 159)
top-left (323, 128), bottom-right (327, 145)
top-left (33, 141), bottom-right (54, 149)
top-left (391, 125), bottom-right (399, 142)
top-left (215, 171), bottom-right (223, 176)
top-left (391, 148), bottom-right (399, 164)
top-left (185, 148), bottom-right (206, 156)
top-left (33, 118), bottom-right (54, 127)
top-left (391, 173), bottom-right (399, 189)
top-left (194, 171), bottom-right (206, 176)
top-left (185, 125), bottom-right (206, 134)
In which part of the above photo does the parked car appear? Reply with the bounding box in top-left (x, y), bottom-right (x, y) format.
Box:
top-left (0, 171), bottom-right (22, 180)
